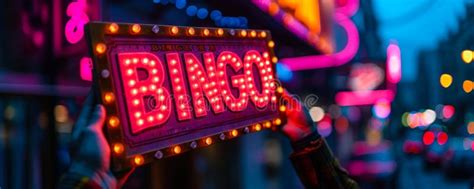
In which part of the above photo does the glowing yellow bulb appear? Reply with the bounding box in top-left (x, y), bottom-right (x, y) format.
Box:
top-left (272, 57), bottom-right (278, 63)
top-left (250, 30), bottom-right (257, 37)
top-left (171, 26), bottom-right (179, 35)
top-left (264, 121), bottom-right (271, 128)
top-left (461, 50), bottom-right (472, 64)
top-left (104, 92), bottom-right (115, 104)
top-left (217, 28), bottom-right (224, 36)
top-left (240, 30), bottom-right (247, 37)
top-left (133, 155), bottom-right (144, 165)
top-left (131, 24), bottom-right (141, 34)
top-left (188, 27), bottom-right (195, 35)
top-left (231, 129), bottom-right (238, 137)
top-left (279, 105), bottom-right (287, 112)
top-left (463, 80), bottom-right (472, 93)
top-left (274, 118), bottom-right (282, 125)
top-left (95, 43), bottom-right (107, 54)
top-left (108, 23), bottom-right (119, 33)
top-left (440, 74), bottom-right (453, 88)
top-left (203, 29), bottom-right (210, 36)
top-left (268, 41), bottom-right (275, 48)
top-left (260, 31), bottom-right (267, 38)
top-left (254, 124), bottom-right (262, 131)
top-left (113, 143), bottom-right (124, 154)
top-left (276, 86), bottom-right (284, 94)
top-left (205, 137), bottom-right (213, 145)
top-left (108, 116), bottom-right (120, 128)
top-left (173, 146), bottom-right (182, 154)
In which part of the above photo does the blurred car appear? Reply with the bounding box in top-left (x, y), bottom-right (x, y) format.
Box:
top-left (347, 141), bottom-right (397, 188)
top-left (422, 124), bottom-right (449, 166)
top-left (442, 137), bottom-right (474, 178)
top-left (403, 129), bottom-right (424, 155)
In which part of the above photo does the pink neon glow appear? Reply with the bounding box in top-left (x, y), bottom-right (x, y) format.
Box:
top-left (252, 0), bottom-right (317, 48)
top-left (336, 0), bottom-right (359, 16)
top-left (387, 43), bottom-right (401, 83)
top-left (335, 43), bottom-right (402, 106)
top-left (65, 0), bottom-right (89, 44)
top-left (335, 90), bottom-right (395, 106)
top-left (80, 57), bottom-right (92, 81)
top-left (281, 12), bottom-right (360, 70)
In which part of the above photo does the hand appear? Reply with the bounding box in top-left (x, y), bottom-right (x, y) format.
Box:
top-left (67, 91), bottom-right (132, 188)
top-left (280, 90), bottom-right (317, 142)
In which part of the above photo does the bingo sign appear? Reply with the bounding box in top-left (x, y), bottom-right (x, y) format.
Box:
top-left (86, 22), bottom-right (286, 170)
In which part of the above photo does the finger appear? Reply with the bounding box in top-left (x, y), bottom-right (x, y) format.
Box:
top-left (72, 91), bottom-right (94, 141)
top-left (87, 105), bottom-right (106, 131)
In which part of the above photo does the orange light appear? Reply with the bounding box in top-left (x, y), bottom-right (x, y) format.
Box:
top-left (133, 155), bottom-right (144, 165)
top-left (231, 129), bottom-right (238, 137)
top-left (440, 74), bottom-right (452, 88)
top-left (240, 30), bottom-right (247, 37)
top-left (131, 24), bottom-right (141, 34)
top-left (250, 30), bottom-right (257, 37)
top-left (468, 122), bottom-right (474, 134)
top-left (108, 23), bottom-right (119, 33)
top-left (272, 57), bottom-right (278, 63)
top-left (95, 43), bottom-right (107, 54)
top-left (274, 118), bottom-right (282, 125)
top-left (264, 121), bottom-right (271, 128)
top-left (173, 146), bottom-right (182, 154)
top-left (279, 105), bottom-right (287, 112)
top-left (205, 137), bottom-right (213, 145)
top-left (171, 26), bottom-right (179, 35)
top-left (268, 41), bottom-right (275, 48)
top-left (104, 92), bottom-right (115, 104)
top-left (276, 86), bottom-right (284, 93)
top-left (108, 116), bottom-right (120, 127)
top-left (203, 29), bottom-right (210, 36)
top-left (268, 2), bottom-right (280, 16)
top-left (463, 80), bottom-right (472, 93)
top-left (254, 123), bottom-right (262, 131)
top-left (260, 31), bottom-right (267, 38)
top-left (113, 143), bottom-right (124, 154)
top-left (188, 27), bottom-right (195, 35)
top-left (217, 28), bottom-right (224, 36)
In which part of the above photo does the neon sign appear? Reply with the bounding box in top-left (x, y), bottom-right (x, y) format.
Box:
top-left (252, 0), bottom-right (331, 52)
top-left (280, 0), bottom-right (360, 70)
top-left (86, 22), bottom-right (286, 170)
top-left (335, 43), bottom-right (401, 106)
top-left (65, 0), bottom-right (89, 44)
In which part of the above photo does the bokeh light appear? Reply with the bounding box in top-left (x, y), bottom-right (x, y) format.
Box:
top-left (439, 73), bottom-right (453, 88)
top-left (461, 50), bottom-right (472, 64)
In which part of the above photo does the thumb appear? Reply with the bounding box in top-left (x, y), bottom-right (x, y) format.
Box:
top-left (88, 105), bottom-right (106, 131)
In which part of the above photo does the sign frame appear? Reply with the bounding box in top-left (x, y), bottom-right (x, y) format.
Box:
top-left (85, 22), bottom-right (286, 170)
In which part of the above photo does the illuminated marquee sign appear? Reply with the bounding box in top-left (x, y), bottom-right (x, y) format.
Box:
top-left (86, 22), bottom-right (286, 170)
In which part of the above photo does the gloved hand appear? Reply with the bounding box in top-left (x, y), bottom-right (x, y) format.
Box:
top-left (60, 91), bottom-right (133, 188)
top-left (280, 90), bottom-right (318, 142)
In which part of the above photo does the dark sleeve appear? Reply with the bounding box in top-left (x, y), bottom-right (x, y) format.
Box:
top-left (289, 131), bottom-right (358, 189)
top-left (58, 172), bottom-right (103, 189)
